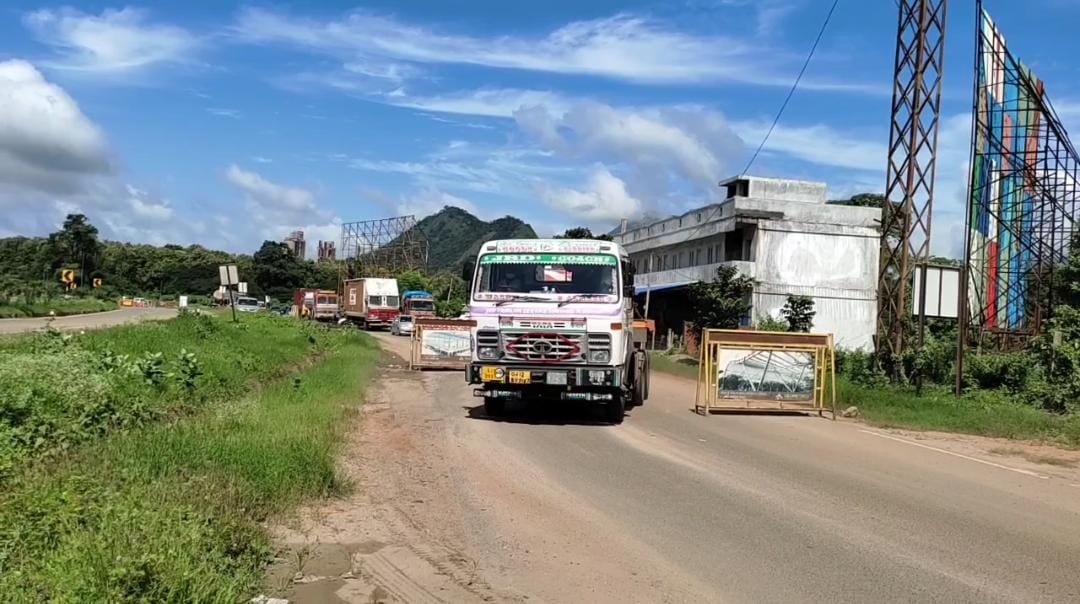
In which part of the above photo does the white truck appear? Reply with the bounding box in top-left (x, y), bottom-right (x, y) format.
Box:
top-left (465, 239), bottom-right (649, 424)
top-left (342, 278), bottom-right (400, 329)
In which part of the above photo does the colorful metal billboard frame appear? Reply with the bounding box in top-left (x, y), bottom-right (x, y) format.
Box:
top-left (961, 4), bottom-right (1079, 342)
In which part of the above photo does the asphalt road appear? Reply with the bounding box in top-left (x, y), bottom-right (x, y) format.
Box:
top-left (0, 307), bottom-right (177, 335)
top-left (365, 333), bottom-right (1080, 603)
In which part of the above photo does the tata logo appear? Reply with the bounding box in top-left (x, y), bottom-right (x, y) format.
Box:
top-left (531, 322), bottom-right (555, 329)
top-left (532, 341), bottom-right (554, 355)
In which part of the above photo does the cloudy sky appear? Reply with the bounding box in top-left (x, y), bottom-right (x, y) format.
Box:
top-left (2, 1), bottom-right (1079, 257)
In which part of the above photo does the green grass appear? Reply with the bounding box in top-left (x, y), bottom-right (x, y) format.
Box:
top-left (649, 351), bottom-right (1080, 448)
top-left (648, 351), bottom-right (700, 381)
top-left (0, 312), bottom-right (330, 477)
top-left (0, 297), bottom-right (116, 319)
top-left (0, 315), bottom-right (380, 601)
top-left (838, 379), bottom-right (1080, 448)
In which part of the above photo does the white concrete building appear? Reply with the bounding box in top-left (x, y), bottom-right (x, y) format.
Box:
top-left (614, 175), bottom-right (881, 350)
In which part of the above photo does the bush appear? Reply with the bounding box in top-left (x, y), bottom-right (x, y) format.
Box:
top-left (963, 351), bottom-right (1037, 393)
top-left (754, 315), bottom-right (788, 332)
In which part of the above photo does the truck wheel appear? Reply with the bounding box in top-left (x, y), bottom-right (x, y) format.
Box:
top-left (605, 395), bottom-right (626, 424)
top-left (631, 372), bottom-right (646, 407)
top-left (484, 396), bottom-right (506, 417)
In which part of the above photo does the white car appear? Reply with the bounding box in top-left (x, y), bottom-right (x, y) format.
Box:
top-left (390, 315), bottom-right (414, 336)
top-left (236, 296), bottom-right (261, 313)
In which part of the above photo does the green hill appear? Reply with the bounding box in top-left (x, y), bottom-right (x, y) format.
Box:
top-left (416, 206), bottom-right (537, 270)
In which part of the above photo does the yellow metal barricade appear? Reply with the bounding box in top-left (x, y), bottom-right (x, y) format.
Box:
top-left (694, 329), bottom-right (836, 418)
top-left (410, 318), bottom-right (476, 370)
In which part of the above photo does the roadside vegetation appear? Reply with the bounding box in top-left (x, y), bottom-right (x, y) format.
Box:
top-left (658, 266), bottom-right (1080, 449)
top-left (0, 312), bottom-right (379, 600)
top-left (0, 294), bottom-right (115, 318)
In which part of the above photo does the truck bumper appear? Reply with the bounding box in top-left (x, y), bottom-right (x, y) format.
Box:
top-left (466, 363), bottom-right (622, 401)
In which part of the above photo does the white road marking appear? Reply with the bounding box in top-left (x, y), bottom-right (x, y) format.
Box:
top-left (858, 430), bottom-right (1050, 479)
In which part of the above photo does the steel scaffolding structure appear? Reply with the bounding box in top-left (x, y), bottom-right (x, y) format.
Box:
top-left (956, 4), bottom-right (1080, 379)
top-left (339, 215), bottom-right (428, 279)
top-left (877, 0), bottom-right (949, 368)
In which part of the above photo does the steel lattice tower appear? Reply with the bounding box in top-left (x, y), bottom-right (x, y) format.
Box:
top-left (877, 0), bottom-right (949, 368)
top-left (338, 216), bottom-right (428, 282)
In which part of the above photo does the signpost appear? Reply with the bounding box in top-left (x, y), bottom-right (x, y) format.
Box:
top-left (219, 264), bottom-right (239, 322)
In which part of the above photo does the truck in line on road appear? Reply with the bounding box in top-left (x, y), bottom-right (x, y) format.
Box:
top-left (465, 239), bottom-right (649, 424)
top-left (342, 278), bottom-right (400, 329)
top-left (401, 290), bottom-right (436, 318)
top-left (295, 289), bottom-right (339, 321)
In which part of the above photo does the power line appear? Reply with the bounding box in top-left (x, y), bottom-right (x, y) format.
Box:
top-left (741, 0), bottom-right (841, 175)
top-left (637, 0), bottom-right (843, 262)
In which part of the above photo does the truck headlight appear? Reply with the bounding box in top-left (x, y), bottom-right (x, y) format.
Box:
top-left (588, 349), bottom-right (610, 363)
top-left (478, 346), bottom-right (500, 360)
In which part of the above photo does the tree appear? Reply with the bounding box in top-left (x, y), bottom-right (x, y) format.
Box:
top-left (251, 241), bottom-right (306, 300)
top-left (47, 214), bottom-right (101, 277)
top-left (780, 295), bottom-right (816, 332)
top-left (688, 265), bottom-right (755, 333)
top-left (555, 227), bottom-right (613, 241)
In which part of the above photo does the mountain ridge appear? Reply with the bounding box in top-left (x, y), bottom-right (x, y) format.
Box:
top-left (415, 206), bottom-right (538, 270)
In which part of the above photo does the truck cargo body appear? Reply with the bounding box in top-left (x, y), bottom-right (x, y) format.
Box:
top-left (343, 278), bottom-right (400, 329)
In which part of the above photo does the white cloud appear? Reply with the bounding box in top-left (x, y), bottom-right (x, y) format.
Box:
top-left (225, 165), bottom-right (340, 257)
top-left (23, 7), bottom-right (198, 74)
top-left (226, 165), bottom-right (317, 214)
top-left (396, 187), bottom-right (479, 218)
top-left (206, 107), bottom-right (241, 118)
top-left (387, 88), bottom-right (572, 118)
top-left (540, 167), bottom-right (643, 224)
top-left (514, 101), bottom-right (744, 204)
top-left (233, 7), bottom-right (878, 92)
top-left (0, 59), bottom-right (110, 196)
top-left (733, 120), bottom-right (887, 172)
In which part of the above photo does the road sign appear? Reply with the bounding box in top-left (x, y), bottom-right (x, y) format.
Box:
top-left (238, 282), bottom-right (248, 294)
top-left (61, 269), bottom-right (76, 283)
top-left (92, 277), bottom-right (102, 288)
top-left (218, 264), bottom-right (239, 287)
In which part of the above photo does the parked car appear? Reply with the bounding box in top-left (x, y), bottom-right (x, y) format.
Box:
top-left (390, 315), bottom-right (414, 337)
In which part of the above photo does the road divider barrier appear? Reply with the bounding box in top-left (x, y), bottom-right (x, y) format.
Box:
top-left (410, 317), bottom-right (475, 370)
top-left (694, 329), bottom-right (836, 417)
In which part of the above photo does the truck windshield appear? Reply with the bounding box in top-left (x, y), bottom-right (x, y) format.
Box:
top-left (317, 295), bottom-right (336, 305)
top-left (476, 254), bottom-right (618, 298)
top-left (367, 295), bottom-right (400, 308)
top-left (409, 300), bottom-right (435, 312)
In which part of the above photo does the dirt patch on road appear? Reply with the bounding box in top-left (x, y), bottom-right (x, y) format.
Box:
top-left (266, 353), bottom-right (517, 603)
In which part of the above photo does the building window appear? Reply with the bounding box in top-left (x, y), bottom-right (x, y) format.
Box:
top-left (707, 247), bottom-right (714, 264)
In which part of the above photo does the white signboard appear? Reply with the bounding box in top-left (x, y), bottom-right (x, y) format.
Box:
top-left (179, 295), bottom-right (189, 308)
top-left (238, 282), bottom-right (248, 294)
top-left (912, 265), bottom-right (960, 319)
top-left (218, 264), bottom-right (239, 286)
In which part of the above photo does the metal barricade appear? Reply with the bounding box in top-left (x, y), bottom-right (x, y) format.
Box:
top-left (410, 318), bottom-right (476, 370)
top-left (694, 329), bottom-right (836, 417)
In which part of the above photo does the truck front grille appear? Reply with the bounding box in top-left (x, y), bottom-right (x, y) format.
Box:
top-left (502, 331), bottom-right (585, 363)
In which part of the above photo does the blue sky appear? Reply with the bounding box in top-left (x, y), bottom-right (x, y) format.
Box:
top-left (2, 0), bottom-right (1079, 257)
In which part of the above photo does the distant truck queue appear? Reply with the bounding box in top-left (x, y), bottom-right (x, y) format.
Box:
top-left (294, 278), bottom-right (441, 332)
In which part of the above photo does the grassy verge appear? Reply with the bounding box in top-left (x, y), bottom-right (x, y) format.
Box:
top-left (648, 352), bottom-right (700, 380)
top-left (838, 380), bottom-right (1080, 447)
top-left (0, 297), bottom-right (116, 319)
top-left (0, 314), bottom-right (380, 601)
top-left (649, 351), bottom-right (1080, 447)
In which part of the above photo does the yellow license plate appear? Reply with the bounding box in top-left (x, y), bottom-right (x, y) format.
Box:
top-left (509, 370), bottom-right (531, 384)
top-left (481, 366), bottom-right (503, 382)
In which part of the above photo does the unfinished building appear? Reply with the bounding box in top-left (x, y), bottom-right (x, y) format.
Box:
top-left (614, 176), bottom-right (881, 350)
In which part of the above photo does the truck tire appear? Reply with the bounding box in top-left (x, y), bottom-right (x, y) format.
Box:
top-left (484, 396), bottom-right (506, 417)
top-left (605, 395), bottom-right (626, 424)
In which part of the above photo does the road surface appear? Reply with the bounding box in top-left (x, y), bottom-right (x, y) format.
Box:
top-left (272, 332), bottom-right (1080, 603)
top-left (0, 307), bottom-right (176, 335)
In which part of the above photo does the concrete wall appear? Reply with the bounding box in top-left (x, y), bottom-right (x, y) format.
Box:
top-left (753, 225), bottom-right (879, 350)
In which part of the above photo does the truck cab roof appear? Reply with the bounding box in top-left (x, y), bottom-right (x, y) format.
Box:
top-left (477, 239), bottom-right (628, 259)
